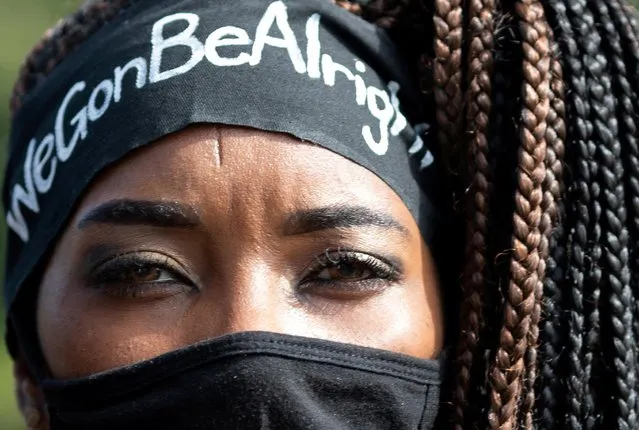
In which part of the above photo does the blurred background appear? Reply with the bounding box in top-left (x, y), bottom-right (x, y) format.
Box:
top-left (0, 0), bottom-right (639, 429)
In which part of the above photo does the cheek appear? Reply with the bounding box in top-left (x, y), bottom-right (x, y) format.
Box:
top-left (299, 244), bottom-right (443, 359)
top-left (38, 274), bottom-right (442, 380)
top-left (36, 269), bottom-right (190, 379)
top-left (318, 279), bottom-right (442, 359)
top-left (381, 284), bottom-right (442, 359)
top-left (361, 244), bottom-right (443, 359)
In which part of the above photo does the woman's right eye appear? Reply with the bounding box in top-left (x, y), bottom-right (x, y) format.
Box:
top-left (88, 252), bottom-right (196, 300)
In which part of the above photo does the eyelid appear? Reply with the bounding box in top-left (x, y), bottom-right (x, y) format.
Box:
top-left (316, 248), bottom-right (402, 269)
top-left (85, 250), bottom-right (197, 288)
top-left (301, 248), bottom-right (403, 282)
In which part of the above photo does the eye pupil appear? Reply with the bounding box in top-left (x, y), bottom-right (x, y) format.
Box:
top-left (336, 263), bottom-right (358, 277)
top-left (129, 265), bottom-right (161, 282)
top-left (320, 262), bottom-right (369, 281)
top-left (309, 251), bottom-right (395, 285)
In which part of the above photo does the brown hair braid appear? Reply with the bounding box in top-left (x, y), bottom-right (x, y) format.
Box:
top-left (521, 39), bottom-right (565, 427)
top-left (487, 0), bottom-right (551, 427)
top-left (536, 43), bottom-right (567, 428)
top-left (9, 0), bottom-right (639, 428)
top-left (433, 0), bottom-right (464, 171)
top-left (451, 0), bottom-right (494, 426)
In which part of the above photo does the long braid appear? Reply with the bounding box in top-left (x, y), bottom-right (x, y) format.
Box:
top-left (519, 30), bottom-right (564, 429)
top-left (433, 0), bottom-right (464, 172)
top-left (580, 14), bottom-right (605, 415)
top-left (530, 39), bottom-right (566, 428)
top-left (488, 0), bottom-right (551, 427)
top-left (537, 7), bottom-right (574, 428)
top-left (450, 0), bottom-right (495, 425)
top-left (607, 0), bottom-right (639, 415)
top-left (552, 0), bottom-right (607, 425)
top-left (581, 0), bottom-right (639, 427)
top-left (595, 0), bottom-right (639, 423)
top-left (479, 22), bottom-right (521, 426)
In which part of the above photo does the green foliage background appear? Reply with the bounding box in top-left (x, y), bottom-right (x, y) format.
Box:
top-left (0, 0), bottom-right (638, 428)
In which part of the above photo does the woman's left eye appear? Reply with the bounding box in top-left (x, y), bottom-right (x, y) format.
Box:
top-left (114, 265), bottom-right (178, 284)
top-left (302, 249), bottom-right (401, 291)
top-left (314, 260), bottom-right (373, 282)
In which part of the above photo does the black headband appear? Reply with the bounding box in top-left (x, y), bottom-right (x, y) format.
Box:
top-left (3, 0), bottom-right (438, 311)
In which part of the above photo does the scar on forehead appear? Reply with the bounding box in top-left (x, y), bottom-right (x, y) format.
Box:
top-left (209, 138), bottom-right (221, 167)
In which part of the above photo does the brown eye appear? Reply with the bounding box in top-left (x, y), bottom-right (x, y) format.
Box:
top-left (116, 265), bottom-right (176, 284)
top-left (299, 250), bottom-right (402, 300)
top-left (305, 250), bottom-right (400, 284)
top-left (88, 252), bottom-right (196, 300)
top-left (315, 262), bottom-right (372, 281)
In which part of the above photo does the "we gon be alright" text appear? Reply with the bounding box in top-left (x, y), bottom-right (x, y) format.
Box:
top-left (7, 0), bottom-right (432, 242)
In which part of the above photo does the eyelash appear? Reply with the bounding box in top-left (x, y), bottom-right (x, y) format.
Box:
top-left (87, 249), bottom-right (401, 300)
top-left (88, 252), bottom-right (195, 299)
top-left (300, 249), bottom-right (401, 292)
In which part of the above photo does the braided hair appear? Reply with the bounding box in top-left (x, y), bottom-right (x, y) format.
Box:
top-left (8, 0), bottom-right (639, 427)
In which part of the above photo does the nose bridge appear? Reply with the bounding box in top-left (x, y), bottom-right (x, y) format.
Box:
top-left (216, 258), bottom-right (285, 336)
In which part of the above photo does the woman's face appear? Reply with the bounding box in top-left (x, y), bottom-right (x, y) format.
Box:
top-left (36, 125), bottom-right (443, 379)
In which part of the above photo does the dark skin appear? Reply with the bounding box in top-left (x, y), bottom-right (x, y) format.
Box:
top-left (14, 125), bottom-right (444, 429)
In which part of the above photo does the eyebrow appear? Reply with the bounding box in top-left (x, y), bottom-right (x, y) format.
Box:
top-left (78, 199), bottom-right (200, 229)
top-left (283, 205), bottom-right (409, 237)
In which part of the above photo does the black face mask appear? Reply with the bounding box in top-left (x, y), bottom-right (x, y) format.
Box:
top-left (41, 332), bottom-right (442, 429)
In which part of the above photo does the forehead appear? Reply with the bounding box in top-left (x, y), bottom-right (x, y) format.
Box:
top-left (72, 124), bottom-right (416, 227)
